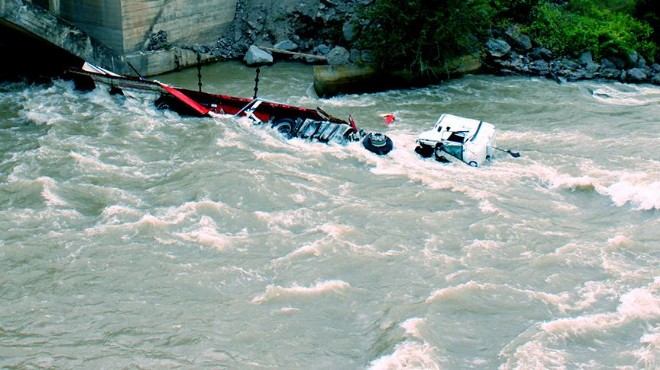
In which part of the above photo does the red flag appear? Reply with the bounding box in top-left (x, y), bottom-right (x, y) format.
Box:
top-left (383, 114), bottom-right (396, 125)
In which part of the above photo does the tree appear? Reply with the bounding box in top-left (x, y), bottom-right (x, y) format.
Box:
top-left (358, 0), bottom-right (494, 76)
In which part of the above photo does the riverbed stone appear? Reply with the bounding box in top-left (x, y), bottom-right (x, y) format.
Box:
top-left (274, 40), bottom-right (298, 51)
top-left (599, 68), bottom-right (621, 80)
top-left (529, 60), bottom-right (550, 76)
top-left (244, 45), bottom-right (273, 65)
top-left (326, 46), bottom-right (350, 65)
top-left (625, 68), bottom-right (648, 82)
top-left (530, 47), bottom-right (553, 61)
top-left (343, 21), bottom-right (357, 42)
top-left (486, 38), bottom-right (511, 58)
top-left (651, 74), bottom-right (660, 85)
top-left (505, 24), bottom-right (533, 51)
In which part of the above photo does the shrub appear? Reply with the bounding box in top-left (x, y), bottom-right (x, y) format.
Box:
top-left (357, 0), bottom-right (495, 75)
top-left (527, 0), bottom-right (656, 61)
top-left (357, 0), bottom-right (657, 74)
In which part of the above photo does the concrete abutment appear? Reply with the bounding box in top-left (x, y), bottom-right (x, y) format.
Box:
top-left (1, 0), bottom-right (237, 77)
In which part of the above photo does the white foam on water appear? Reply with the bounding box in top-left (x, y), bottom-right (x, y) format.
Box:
top-left (175, 215), bottom-right (248, 251)
top-left (92, 199), bottom-right (228, 236)
top-left (532, 160), bottom-right (660, 211)
top-left (401, 318), bottom-right (426, 339)
top-left (478, 199), bottom-right (499, 214)
top-left (367, 341), bottom-right (441, 370)
top-left (21, 108), bottom-right (67, 126)
top-left (315, 94), bottom-right (379, 108)
top-left (626, 328), bottom-right (660, 369)
top-left (499, 339), bottom-right (568, 370)
top-left (364, 131), bottom-right (505, 201)
top-left (544, 172), bottom-right (597, 192)
top-left (254, 208), bottom-right (319, 232)
top-left (251, 279), bottom-right (351, 304)
top-left (425, 281), bottom-right (572, 313)
top-left (37, 176), bottom-right (67, 207)
top-left (100, 205), bottom-right (143, 224)
top-left (541, 279), bottom-right (660, 337)
top-left (604, 176), bottom-right (660, 210)
top-left (317, 222), bottom-right (353, 240)
top-left (588, 83), bottom-right (660, 106)
top-left (86, 210), bottom-right (178, 237)
top-left (501, 280), bottom-right (660, 368)
top-left (68, 151), bottom-right (149, 180)
top-left (281, 241), bottom-right (324, 259)
top-left (273, 222), bottom-right (355, 262)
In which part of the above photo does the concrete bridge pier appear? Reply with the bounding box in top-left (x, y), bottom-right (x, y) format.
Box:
top-left (1, 0), bottom-right (237, 79)
top-left (1, 0), bottom-right (132, 79)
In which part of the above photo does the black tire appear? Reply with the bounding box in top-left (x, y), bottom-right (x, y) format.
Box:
top-left (415, 144), bottom-right (433, 158)
top-left (271, 118), bottom-right (295, 139)
top-left (362, 132), bottom-right (393, 155)
top-left (155, 97), bottom-right (172, 110)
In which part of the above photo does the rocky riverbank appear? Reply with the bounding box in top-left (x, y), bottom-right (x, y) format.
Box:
top-left (188, 0), bottom-right (370, 66)
top-left (181, 0), bottom-right (660, 94)
top-left (483, 25), bottom-right (660, 86)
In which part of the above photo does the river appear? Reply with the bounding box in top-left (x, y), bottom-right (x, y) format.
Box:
top-left (1, 61), bottom-right (658, 369)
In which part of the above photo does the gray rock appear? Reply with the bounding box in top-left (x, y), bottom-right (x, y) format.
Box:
top-left (599, 68), bottom-right (621, 80)
top-left (627, 51), bottom-right (646, 68)
top-left (651, 74), bottom-right (660, 85)
top-left (579, 51), bottom-right (593, 65)
top-left (529, 47), bottom-right (553, 61)
top-left (274, 40), bottom-right (298, 52)
top-left (316, 44), bottom-right (331, 55)
top-left (529, 60), bottom-right (550, 75)
top-left (146, 30), bottom-right (170, 51)
top-left (350, 48), bottom-right (362, 64)
top-left (361, 50), bottom-right (374, 64)
top-left (600, 58), bottom-right (618, 70)
top-left (244, 45), bottom-right (273, 66)
top-left (505, 24), bottom-right (532, 51)
top-left (486, 38), bottom-right (511, 58)
top-left (626, 67), bottom-right (648, 82)
top-left (343, 21), bottom-right (357, 42)
top-left (326, 46), bottom-right (350, 65)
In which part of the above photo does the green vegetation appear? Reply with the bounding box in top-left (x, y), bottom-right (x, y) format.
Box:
top-left (357, 0), bottom-right (495, 75)
top-left (526, 0), bottom-right (656, 61)
top-left (357, 0), bottom-right (658, 75)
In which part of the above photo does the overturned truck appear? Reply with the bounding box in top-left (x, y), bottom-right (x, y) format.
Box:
top-left (67, 63), bottom-right (394, 156)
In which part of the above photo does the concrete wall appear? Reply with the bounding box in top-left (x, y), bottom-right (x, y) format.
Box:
top-left (1, 0), bottom-right (132, 75)
top-left (4, 0), bottom-right (237, 76)
top-left (57, 0), bottom-right (236, 53)
top-left (59, 0), bottom-right (124, 51)
top-left (121, 0), bottom-right (236, 52)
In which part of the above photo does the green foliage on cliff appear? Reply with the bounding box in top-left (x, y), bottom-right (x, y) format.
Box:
top-left (357, 0), bottom-right (657, 75)
top-left (357, 0), bottom-right (495, 75)
top-left (526, 0), bottom-right (656, 61)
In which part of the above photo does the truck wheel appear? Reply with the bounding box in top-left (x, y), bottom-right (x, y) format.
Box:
top-left (271, 118), bottom-right (294, 139)
top-left (414, 145), bottom-right (433, 158)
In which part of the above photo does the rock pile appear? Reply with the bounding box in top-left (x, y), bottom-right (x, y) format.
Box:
top-left (484, 25), bottom-right (660, 85)
top-left (185, 1), bottom-right (660, 87)
top-left (191, 0), bottom-right (372, 66)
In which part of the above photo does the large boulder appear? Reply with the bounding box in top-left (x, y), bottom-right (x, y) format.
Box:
top-left (326, 46), bottom-right (351, 65)
top-left (486, 39), bottom-right (511, 58)
top-left (505, 24), bottom-right (533, 51)
top-left (244, 45), bottom-right (273, 66)
top-left (274, 40), bottom-right (298, 52)
top-left (625, 68), bottom-right (648, 83)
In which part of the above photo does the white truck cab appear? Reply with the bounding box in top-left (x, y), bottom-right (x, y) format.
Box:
top-left (416, 113), bottom-right (496, 167)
